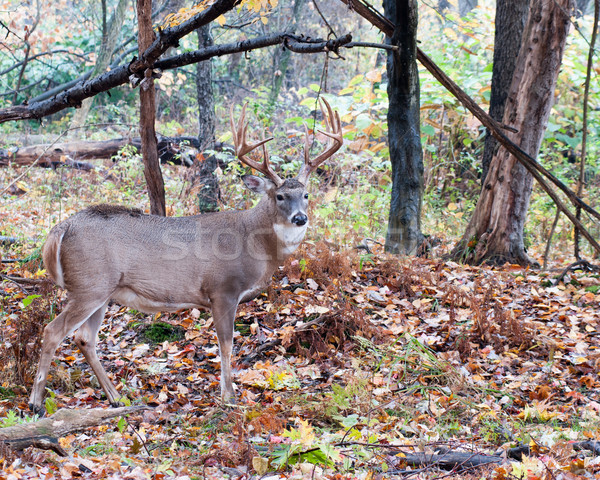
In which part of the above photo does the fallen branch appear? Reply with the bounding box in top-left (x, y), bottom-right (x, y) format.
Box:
top-left (0, 406), bottom-right (148, 455)
top-left (399, 451), bottom-right (503, 469)
top-left (554, 259), bottom-right (600, 284)
top-left (0, 236), bottom-right (18, 245)
top-left (0, 274), bottom-right (47, 286)
top-left (574, 440), bottom-right (600, 456)
top-left (335, 441), bottom-right (599, 473)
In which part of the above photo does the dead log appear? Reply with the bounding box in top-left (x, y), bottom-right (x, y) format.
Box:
top-left (0, 136), bottom-right (201, 168)
top-left (400, 452), bottom-right (504, 469)
top-left (0, 406), bottom-right (148, 455)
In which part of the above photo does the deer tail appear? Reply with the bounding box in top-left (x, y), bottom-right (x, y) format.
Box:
top-left (42, 225), bottom-right (68, 288)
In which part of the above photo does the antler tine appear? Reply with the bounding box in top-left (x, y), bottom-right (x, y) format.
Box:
top-left (230, 103), bottom-right (283, 186)
top-left (297, 98), bottom-right (343, 185)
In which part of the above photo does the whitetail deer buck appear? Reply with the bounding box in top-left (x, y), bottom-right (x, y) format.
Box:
top-left (28, 100), bottom-right (342, 414)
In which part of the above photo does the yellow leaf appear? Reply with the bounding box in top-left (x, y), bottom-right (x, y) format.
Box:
top-left (297, 419), bottom-right (316, 447)
top-left (216, 14), bottom-right (226, 26)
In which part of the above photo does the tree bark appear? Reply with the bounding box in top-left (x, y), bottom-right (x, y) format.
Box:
top-left (481, 0), bottom-right (529, 185)
top-left (137, 0), bottom-right (166, 216)
top-left (452, 0), bottom-right (574, 266)
top-left (383, 0), bottom-right (424, 255)
top-left (196, 27), bottom-right (216, 150)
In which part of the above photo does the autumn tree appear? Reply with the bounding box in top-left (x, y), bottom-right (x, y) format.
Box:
top-left (452, 0), bottom-right (575, 265)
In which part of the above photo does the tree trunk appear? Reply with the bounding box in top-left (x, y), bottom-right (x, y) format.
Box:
top-left (451, 0), bottom-right (574, 266)
top-left (481, 0), bottom-right (529, 185)
top-left (137, 0), bottom-right (166, 216)
top-left (194, 25), bottom-right (219, 213)
top-left (383, 0), bottom-right (424, 255)
top-left (69, 0), bottom-right (128, 131)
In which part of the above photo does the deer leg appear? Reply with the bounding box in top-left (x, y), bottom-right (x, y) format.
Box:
top-left (73, 301), bottom-right (121, 407)
top-left (29, 299), bottom-right (109, 415)
top-left (211, 295), bottom-right (239, 404)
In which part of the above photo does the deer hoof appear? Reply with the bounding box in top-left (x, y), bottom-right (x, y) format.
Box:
top-left (29, 402), bottom-right (46, 417)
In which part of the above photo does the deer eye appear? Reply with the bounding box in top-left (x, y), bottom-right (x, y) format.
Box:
top-left (304, 193), bottom-right (309, 199)
top-left (276, 194), bottom-right (284, 201)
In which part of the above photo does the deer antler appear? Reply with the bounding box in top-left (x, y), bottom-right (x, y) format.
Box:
top-left (296, 98), bottom-right (343, 185)
top-left (230, 104), bottom-right (284, 187)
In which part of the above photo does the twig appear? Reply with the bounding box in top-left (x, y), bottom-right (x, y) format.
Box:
top-left (543, 209), bottom-right (561, 270)
top-left (312, 0), bottom-right (336, 37)
top-left (0, 274), bottom-right (46, 285)
top-left (347, 41), bottom-right (398, 51)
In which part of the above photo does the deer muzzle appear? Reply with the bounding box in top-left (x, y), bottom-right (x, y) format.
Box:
top-left (291, 213), bottom-right (308, 226)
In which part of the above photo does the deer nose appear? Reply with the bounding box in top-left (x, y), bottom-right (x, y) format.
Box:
top-left (291, 213), bottom-right (308, 226)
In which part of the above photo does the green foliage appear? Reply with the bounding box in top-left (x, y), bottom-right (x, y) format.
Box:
top-left (2, 410), bottom-right (19, 428)
top-left (21, 295), bottom-right (42, 309)
top-left (270, 419), bottom-right (340, 469)
top-left (138, 321), bottom-right (185, 344)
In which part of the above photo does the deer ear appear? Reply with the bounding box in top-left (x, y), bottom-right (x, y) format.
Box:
top-left (242, 175), bottom-right (275, 194)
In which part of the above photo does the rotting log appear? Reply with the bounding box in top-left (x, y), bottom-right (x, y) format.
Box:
top-left (0, 406), bottom-right (148, 455)
top-left (0, 136), bottom-right (201, 167)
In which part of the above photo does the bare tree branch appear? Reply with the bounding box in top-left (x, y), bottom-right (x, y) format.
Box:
top-left (0, 31), bottom-right (352, 124)
top-left (0, 0), bottom-right (240, 123)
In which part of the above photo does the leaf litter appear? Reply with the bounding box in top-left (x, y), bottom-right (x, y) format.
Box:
top-left (2, 238), bottom-right (600, 480)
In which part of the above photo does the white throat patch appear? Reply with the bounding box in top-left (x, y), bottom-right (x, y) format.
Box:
top-left (273, 222), bottom-right (308, 254)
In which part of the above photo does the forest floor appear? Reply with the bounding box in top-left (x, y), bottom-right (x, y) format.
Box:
top-left (1, 164), bottom-right (600, 479)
